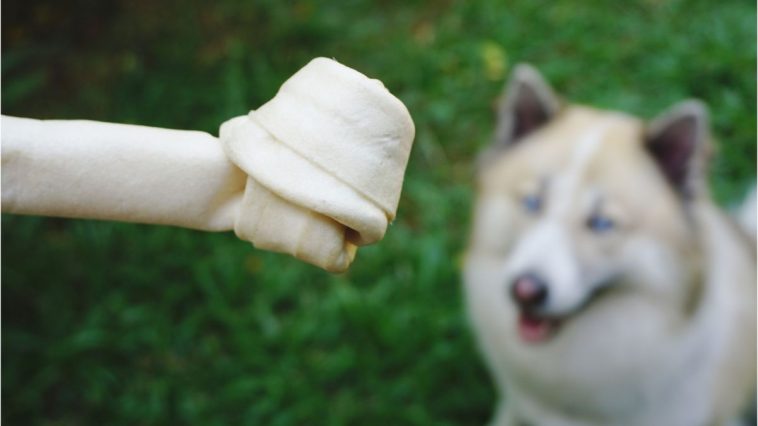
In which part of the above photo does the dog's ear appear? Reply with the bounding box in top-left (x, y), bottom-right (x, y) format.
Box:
top-left (645, 100), bottom-right (711, 200)
top-left (493, 64), bottom-right (561, 149)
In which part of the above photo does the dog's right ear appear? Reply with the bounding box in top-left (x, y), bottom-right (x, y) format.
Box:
top-left (493, 64), bottom-right (561, 149)
top-left (645, 100), bottom-right (712, 201)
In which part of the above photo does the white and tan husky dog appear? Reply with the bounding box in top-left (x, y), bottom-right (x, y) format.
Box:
top-left (463, 64), bottom-right (756, 426)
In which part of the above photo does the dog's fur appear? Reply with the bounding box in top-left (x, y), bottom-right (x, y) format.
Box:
top-left (463, 64), bottom-right (756, 426)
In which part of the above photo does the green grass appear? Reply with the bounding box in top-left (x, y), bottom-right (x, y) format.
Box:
top-left (2, 0), bottom-right (755, 424)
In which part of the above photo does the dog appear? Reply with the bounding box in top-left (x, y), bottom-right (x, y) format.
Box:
top-left (463, 64), bottom-right (756, 426)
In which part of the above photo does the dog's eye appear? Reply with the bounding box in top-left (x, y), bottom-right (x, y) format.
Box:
top-left (587, 214), bottom-right (615, 233)
top-left (521, 194), bottom-right (542, 214)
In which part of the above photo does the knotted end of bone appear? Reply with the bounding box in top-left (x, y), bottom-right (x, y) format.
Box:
top-left (219, 57), bottom-right (415, 272)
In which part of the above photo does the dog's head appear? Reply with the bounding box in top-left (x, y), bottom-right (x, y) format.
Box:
top-left (467, 65), bottom-right (708, 344)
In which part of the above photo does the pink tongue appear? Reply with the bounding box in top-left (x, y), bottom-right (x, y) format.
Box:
top-left (518, 313), bottom-right (553, 343)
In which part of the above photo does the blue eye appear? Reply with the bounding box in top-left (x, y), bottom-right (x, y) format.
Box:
top-left (522, 194), bottom-right (542, 214)
top-left (587, 214), bottom-right (615, 233)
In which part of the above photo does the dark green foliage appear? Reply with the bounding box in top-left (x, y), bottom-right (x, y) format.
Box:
top-left (2, 0), bottom-right (755, 424)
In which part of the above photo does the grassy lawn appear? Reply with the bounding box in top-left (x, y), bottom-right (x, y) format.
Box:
top-left (2, 0), bottom-right (755, 424)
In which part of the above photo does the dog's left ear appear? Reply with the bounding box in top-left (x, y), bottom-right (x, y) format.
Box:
top-left (477, 65), bottom-right (561, 172)
top-left (645, 100), bottom-right (711, 200)
top-left (493, 64), bottom-right (561, 149)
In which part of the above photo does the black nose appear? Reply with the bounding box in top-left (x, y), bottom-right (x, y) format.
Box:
top-left (510, 273), bottom-right (548, 310)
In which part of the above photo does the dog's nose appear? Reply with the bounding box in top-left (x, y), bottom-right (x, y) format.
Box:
top-left (510, 273), bottom-right (548, 310)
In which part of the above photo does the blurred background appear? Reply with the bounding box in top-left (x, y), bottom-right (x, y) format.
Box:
top-left (2, 0), bottom-right (755, 424)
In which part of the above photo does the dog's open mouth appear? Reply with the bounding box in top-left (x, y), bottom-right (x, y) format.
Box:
top-left (518, 312), bottom-right (562, 343)
top-left (515, 283), bottom-right (616, 343)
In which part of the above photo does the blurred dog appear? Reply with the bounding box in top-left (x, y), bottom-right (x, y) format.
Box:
top-left (463, 64), bottom-right (756, 426)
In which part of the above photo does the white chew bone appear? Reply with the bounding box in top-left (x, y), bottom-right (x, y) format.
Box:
top-left (1, 57), bottom-right (415, 272)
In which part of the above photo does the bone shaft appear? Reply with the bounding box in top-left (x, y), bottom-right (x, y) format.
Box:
top-left (1, 115), bottom-right (247, 231)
